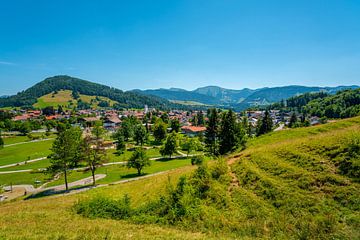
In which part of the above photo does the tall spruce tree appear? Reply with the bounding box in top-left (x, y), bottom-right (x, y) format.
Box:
top-left (219, 110), bottom-right (246, 154)
top-left (205, 108), bottom-right (219, 155)
top-left (256, 110), bottom-right (273, 136)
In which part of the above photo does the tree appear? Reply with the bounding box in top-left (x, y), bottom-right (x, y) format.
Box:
top-left (42, 106), bottom-right (55, 116)
top-left (134, 124), bottom-right (148, 146)
top-left (160, 112), bottom-right (169, 124)
top-left (256, 110), bottom-right (273, 136)
top-left (127, 148), bottom-right (150, 175)
top-left (288, 112), bottom-right (298, 128)
top-left (72, 90), bottom-right (80, 99)
top-left (170, 119), bottom-right (180, 132)
top-left (82, 135), bottom-right (106, 186)
top-left (160, 132), bottom-right (178, 158)
top-left (197, 111), bottom-right (205, 126)
top-left (153, 119), bottom-right (167, 143)
top-left (49, 127), bottom-right (82, 191)
top-left (181, 137), bottom-right (202, 157)
top-left (112, 129), bottom-right (126, 154)
top-left (120, 117), bottom-right (135, 141)
top-left (19, 121), bottom-right (31, 136)
top-left (219, 110), bottom-right (246, 154)
top-left (116, 135), bottom-right (126, 154)
top-left (191, 155), bottom-right (204, 166)
top-left (205, 108), bottom-right (219, 155)
top-left (57, 105), bottom-right (64, 114)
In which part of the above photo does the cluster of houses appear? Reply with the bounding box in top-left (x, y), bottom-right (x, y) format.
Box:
top-left (245, 110), bottom-right (321, 127)
top-left (8, 108), bottom-right (321, 137)
top-left (9, 107), bottom-right (208, 136)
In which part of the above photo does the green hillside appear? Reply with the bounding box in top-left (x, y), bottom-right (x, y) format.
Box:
top-left (1, 117), bottom-right (359, 239)
top-left (0, 75), bottom-right (173, 109)
top-left (33, 90), bottom-right (118, 109)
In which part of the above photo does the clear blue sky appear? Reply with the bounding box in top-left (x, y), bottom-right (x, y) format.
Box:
top-left (1, 0), bottom-right (360, 95)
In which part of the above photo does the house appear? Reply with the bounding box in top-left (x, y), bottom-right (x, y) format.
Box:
top-left (79, 116), bottom-right (101, 127)
top-left (103, 115), bottom-right (121, 130)
top-left (181, 126), bottom-right (206, 137)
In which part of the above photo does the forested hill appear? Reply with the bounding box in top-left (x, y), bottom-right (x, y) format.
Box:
top-left (269, 88), bottom-right (360, 119)
top-left (0, 75), bottom-right (174, 109)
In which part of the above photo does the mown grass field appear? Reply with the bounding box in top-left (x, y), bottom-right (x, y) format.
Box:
top-left (3, 132), bottom-right (55, 145)
top-left (0, 117), bottom-right (359, 239)
top-left (0, 140), bottom-right (53, 166)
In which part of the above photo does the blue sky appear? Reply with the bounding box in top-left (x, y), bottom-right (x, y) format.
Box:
top-left (1, 0), bottom-right (360, 95)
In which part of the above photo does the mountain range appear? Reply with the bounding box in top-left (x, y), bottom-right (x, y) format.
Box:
top-left (0, 75), bottom-right (358, 110)
top-left (136, 85), bottom-right (360, 110)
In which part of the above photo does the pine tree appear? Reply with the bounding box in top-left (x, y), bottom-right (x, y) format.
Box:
top-left (205, 108), bottom-right (219, 155)
top-left (256, 110), bottom-right (273, 136)
top-left (289, 112), bottom-right (298, 128)
top-left (219, 110), bottom-right (246, 154)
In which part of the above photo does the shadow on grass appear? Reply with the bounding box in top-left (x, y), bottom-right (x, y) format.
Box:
top-left (155, 156), bottom-right (188, 162)
top-left (120, 173), bottom-right (146, 179)
top-left (25, 185), bottom-right (93, 200)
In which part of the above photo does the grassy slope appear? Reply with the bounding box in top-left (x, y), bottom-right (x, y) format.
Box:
top-left (33, 90), bottom-right (118, 109)
top-left (227, 117), bottom-right (360, 239)
top-left (0, 167), bottom-right (218, 240)
top-left (0, 117), bottom-right (359, 239)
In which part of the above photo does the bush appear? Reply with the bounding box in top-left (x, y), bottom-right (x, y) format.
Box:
top-left (191, 155), bottom-right (204, 165)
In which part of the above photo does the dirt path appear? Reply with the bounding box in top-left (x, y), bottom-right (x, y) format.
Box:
top-left (227, 154), bottom-right (242, 192)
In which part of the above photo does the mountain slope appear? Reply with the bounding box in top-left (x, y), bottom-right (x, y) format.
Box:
top-left (134, 88), bottom-right (221, 105)
top-left (0, 75), bottom-right (172, 109)
top-left (138, 85), bottom-right (359, 109)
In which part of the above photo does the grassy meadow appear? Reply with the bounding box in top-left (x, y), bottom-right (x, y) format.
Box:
top-left (0, 117), bottom-right (359, 239)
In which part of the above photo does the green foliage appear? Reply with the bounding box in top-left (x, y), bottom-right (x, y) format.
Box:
top-left (288, 112), bottom-right (298, 128)
top-left (160, 132), bottom-right (178, 158)
top-left (205, 108), bottom-right (220, 155)
top-left (134, 124), bottom-right (148, 146)
top-left (48, 127), bottom-right (82, 190)
top-left (153, 119), bottom-right (167, 143)
top-left (74, 195), bottom-right (133, 220)
top-left (181, 137), bottom-right (202, 156)
top-left (119, 117), bottom-right (138, 141)
top-left (219, 110), bottom-right (246, 154)
top-left (75, 160), bottom-right (230, 229)
top-left (191, 155), bottom-right (203, 166)
top-left (256, 110), bottom-right (273, 136)
top-left (170, 118), bottom-right (180, 132)
top-left (127, 148), bottom-right (151, 175)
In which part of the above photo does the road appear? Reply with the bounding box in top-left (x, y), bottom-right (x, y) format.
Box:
top-left (274, 123), bottom-right (285, 131)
